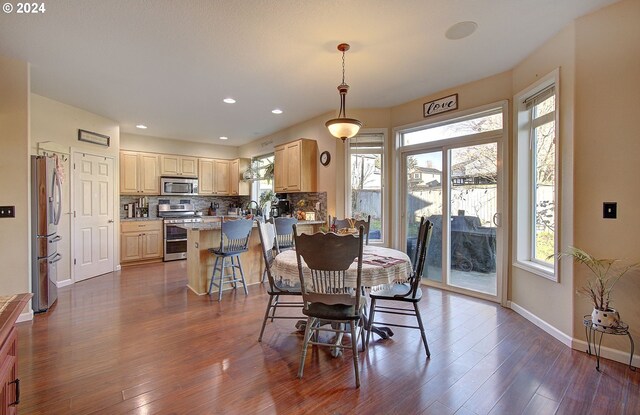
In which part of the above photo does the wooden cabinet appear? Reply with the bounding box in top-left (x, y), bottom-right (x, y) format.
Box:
top-left (214, 159), bottom-right (230, 195)
top-left (0, 294), bottom-right (30, 415)
top-left (274, 139), bottom-right (317, 193)
top-left (230, 158), bottom-right (250, 196)
top-left (199, 158), bottom-right (250, 195)
top-left (199, 158), bottom-right (229, 195)
top-left (121, 220), bottom-right (163, 264)
top-left (120, 151), bottom-right (160, 195)
top-left (160, 155), bottom-right (198, 177)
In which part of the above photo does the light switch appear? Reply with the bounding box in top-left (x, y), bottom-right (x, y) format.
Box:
top-left (603, 202), bottom-right (617, 219)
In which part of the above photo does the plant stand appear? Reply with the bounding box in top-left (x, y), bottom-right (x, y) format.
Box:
top-left (583, 315), bottom-right (635, 372)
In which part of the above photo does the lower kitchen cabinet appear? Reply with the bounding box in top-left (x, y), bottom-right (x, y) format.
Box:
top-left (0, 294), bottom-right (31, 415)
top-left (121, 220), bottom-right (163, 264)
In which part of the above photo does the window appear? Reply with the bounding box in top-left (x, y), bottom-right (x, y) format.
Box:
top-left (346, 132), bottom-right (384, 243)
top-left (251, 153), bottom-right (274, 203)
top-left (514, 70), bottom-right (558, 279)
top-left (402, 110), bottom-right (502, 146)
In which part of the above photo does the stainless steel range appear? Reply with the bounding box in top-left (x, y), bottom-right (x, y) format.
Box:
top-left (158, 203), bottom-right (202, 261)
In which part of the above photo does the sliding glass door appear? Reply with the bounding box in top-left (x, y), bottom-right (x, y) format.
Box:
top-left (400, 106), bottom-right (504, 300)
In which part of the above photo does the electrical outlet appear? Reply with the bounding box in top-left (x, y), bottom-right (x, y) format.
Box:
top-left (603, 202), bottom-right (617, 219)
top-left (0, 206), bottom-right (15, 218)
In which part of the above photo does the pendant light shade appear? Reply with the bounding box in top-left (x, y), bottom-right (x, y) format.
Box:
top-left (326, 43), bottom-right (362, 141)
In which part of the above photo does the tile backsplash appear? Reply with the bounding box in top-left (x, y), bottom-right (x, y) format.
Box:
top-left (120, 195), bottom-right (251, 218)
top-left (287, 192), bottom-right (327, 223)
top-left (120, 191), bottom-right (327, 221)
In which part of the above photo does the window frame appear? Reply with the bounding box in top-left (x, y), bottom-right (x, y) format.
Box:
top-left (513, 69), bottom-right (560, 281)
top-left (251, 153), bottom-right (274, 203)
top-left (344, 129), bottom-right (386, 245)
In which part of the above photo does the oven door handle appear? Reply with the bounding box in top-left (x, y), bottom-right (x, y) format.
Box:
top-left (165, 238), bottom-right (187, 242)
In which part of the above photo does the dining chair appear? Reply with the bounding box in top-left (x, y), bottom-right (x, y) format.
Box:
top-left (207, 218), bottom-right (253, 301)
top-left (329, 215), bottom-right (371, 245)
top-left (260, 217), bottom-right (298, 283)
top-left (257, 221), bottom-right (303, 342)
top-left (293, 224), bottom-right (366, 388)
top-left (366, 218), bottom-right (434, 357)
top-left (273, 217), bottom-right (298, 251)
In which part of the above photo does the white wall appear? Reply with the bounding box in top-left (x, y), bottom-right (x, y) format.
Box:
top-left (0, 56), bottom-right (30, 309)
top-left (511, 25), bottom-right (576, 338)
top-left (30, 93), bottom-right (120, 282)
top-left (121, 132), bottom-right (238, 159)
top-left (573, 0), bottom-right (640, 354)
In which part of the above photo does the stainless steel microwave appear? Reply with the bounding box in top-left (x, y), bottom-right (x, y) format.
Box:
top-left (160, 177), bottom-right (199, 196)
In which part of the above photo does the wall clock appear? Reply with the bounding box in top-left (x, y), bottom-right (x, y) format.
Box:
top-left (320, 151), bottom-right (331, 166)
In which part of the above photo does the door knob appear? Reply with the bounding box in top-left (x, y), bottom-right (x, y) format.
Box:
top-left (108, 219), bottom-right (114, 223)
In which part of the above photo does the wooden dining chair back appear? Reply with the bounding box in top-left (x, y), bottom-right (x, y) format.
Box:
top-left (257, 221), bottom-right (303, 342)
top-left (366, 218), bottom-right (434, 356)
top-left (273, 217), bottom-right (298, 251)
top-left (207, 218), bottom-right (253, 301)
top-left (293, 224), bottom-right (366, 388)
top-left (330, 215), bottom-right (371, 245)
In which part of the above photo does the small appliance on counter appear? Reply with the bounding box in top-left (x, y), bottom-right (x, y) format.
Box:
top-left (270, 193), bottom-right (289, 218)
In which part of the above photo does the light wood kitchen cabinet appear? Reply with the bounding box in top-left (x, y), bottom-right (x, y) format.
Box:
top-left (0, 294), bottom-right (30, 415)
top-left (120, 151), bottom-right (160, 195)
top-left (160, 154), bottom-right (198, 177)
top-left (199, 158), bottom-right (238, 195)
top-left (214, 159), bottom-right (230, 195)
top-left (198, 158), bottom-right (215, 195)
top-left (121, 220), bottom-right (163, 264)
top-left (274, 139), bottom-right (317, 193)
top-left (230, 158), bottom-right (251, 196)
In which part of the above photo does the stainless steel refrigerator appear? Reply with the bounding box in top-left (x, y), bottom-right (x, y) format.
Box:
top-left (31, 155), bottom-right (62, 313)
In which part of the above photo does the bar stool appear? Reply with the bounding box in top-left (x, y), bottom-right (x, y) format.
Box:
top-left (208, 218), bottom-right (253, 301)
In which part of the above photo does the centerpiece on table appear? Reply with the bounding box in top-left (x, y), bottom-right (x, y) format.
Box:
top-left (559, 246), bottom-right (640, 328)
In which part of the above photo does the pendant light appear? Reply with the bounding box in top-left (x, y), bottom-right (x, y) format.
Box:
top-left (325, 43), bottom-right (362, 141)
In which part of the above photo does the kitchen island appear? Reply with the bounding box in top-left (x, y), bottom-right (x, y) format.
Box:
top-left (180, 219), bottom-right (323, 295)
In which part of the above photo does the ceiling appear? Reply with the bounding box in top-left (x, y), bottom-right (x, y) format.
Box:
top-left (0, 0), bottom-right (617, 146)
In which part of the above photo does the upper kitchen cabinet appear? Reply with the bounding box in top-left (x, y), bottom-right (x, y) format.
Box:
top-left (160, 154), bottom-right (198, 177)
top-left (230, 158), bottom-right (250, 196)
top-left (199, 158), bottom-right (232, 195)
top-left (274, 138), bottom-right (317, 193)
top-left (200, 158), bottom-right (250, 196)
top-left (120, 151), bottom-right (160, 195)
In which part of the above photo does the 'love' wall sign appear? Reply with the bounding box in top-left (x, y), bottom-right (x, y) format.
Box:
top-left (423, 94), bottom-right (458, 118)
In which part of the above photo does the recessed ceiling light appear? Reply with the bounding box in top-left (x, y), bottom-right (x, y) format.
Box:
top-left (445, 21), bottom-right (478, 40)
top-left (223, 98), bottom-right (236, 104)
top-left (219, 136), bottom-right (228, 140)
top-left (136, 124), bottom-right (148, 129)
top-left (272, 109), bottom-right (283, 114)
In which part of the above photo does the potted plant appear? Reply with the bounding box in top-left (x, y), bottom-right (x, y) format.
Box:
top-left (559, 246), bottom-right (640, 327)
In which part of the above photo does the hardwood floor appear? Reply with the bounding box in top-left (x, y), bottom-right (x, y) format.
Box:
top-left (16, 260), bottom-right (639, 414)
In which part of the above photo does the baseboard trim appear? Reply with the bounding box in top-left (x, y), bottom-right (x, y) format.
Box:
top-left (509, 301), bottom-right (573, 347)
top-left (509, 301), bottom-right (638, 367)
top-left (573, 337), bottom-right (639, 368)
top-left (17, 310), bottom-right (34, 323)
top-left (56, 278), bottom-right (73, 288)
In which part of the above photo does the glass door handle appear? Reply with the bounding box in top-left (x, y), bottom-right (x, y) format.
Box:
top-left (492, 213), bottom-right (501, 227)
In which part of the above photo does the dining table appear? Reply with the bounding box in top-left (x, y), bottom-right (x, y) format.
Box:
top-left (271, 245), bottom-right (412, 348)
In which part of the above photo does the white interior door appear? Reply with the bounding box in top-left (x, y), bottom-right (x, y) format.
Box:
top-left (73, 152), bottom-right (114, 281)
